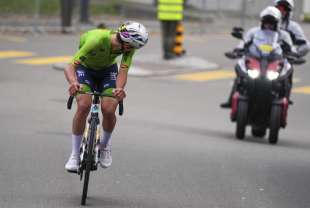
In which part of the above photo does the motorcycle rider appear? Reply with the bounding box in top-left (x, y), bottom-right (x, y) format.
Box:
top-left (274, 0), bottom-right (310, 103)
top-left (275, 0), bottom-right (310, 57)
top-left (220, 6), bottom-right (294, 108)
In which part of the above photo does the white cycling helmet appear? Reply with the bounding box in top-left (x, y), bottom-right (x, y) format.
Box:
top-left (274, 0), bottom-right (294, 10)
top-left (260, 6), bottom-right (281, 30)
top-left (118, 21), bottom-right (148, 49)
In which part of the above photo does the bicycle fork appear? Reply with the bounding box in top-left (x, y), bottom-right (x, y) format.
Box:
top-left (79, 116), bottom-right (101, 177)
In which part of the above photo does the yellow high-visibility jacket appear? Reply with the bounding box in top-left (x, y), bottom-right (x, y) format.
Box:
top-left (157, 0), bottom-right (184, 21)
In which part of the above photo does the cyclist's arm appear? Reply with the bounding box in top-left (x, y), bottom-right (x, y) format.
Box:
top-left (64, 63), bottom-right (78, 84)
top-left (65, 37), bottom-right (97, 84)
top-left (116, 50), bottom-right (135, 89)
top-left (116, 64), bottom-right (129, 89)
top-left (64, 63), bottom-right (80, 96)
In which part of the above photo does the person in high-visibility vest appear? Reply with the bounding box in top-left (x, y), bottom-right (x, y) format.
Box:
top-left (157, 0), bottom-right (184, 60)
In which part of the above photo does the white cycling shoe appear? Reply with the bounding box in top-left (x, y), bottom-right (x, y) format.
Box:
top-left (65, 154), bottom-right (79, 173)
top-left (99, 146), bottom-right (112, 168)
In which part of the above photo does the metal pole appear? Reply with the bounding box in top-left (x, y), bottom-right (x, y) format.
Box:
top-left (33, 0), bottom-right (41, 32)
top-left (120, 1), bottom-right (126, 20)
top-left (241, 0), bottom-right (247, 28)
top-left (217, 0), bottom-right (222, 17)
top-left (80, 0), bottom-right (90, 23)
top-left (200, 0), bottom-right (207, 34)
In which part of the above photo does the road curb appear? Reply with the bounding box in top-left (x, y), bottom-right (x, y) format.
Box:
top-left (52, 56), bottom-right (219, 77)
top-left (52, 63), bottom-right (155, 77)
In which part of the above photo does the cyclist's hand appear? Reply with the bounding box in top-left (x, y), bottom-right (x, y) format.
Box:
top-left (69, 81), bottom-right (80, 96)
top-left (113, 88), bottom-right (126, 101)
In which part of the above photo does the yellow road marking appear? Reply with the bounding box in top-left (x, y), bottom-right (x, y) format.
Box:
top-left (176, 70), bottom-right (235, 81)
top-left (0, 35), bottom-right (26, 43)
top-left (293, 86), bottom-right (310, 94)
top-left (16, 56), bottom-right (72, 65)
top-left (0, 51), bottom-right (34, 58)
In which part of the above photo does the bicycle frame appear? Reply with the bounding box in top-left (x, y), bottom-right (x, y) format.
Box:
top-left (67, 91), bottom-right (123, 205)
top-left (79, 92), bottom-right (101, 175)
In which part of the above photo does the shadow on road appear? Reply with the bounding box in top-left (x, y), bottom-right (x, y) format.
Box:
top-left (126, 118), bottom-right (310, 151)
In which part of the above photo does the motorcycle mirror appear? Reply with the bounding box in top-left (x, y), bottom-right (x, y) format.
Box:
top-left (231, 31), bottom-right (243, 40)
top-left (232, 27), bottom-right (244, 32)
top-left (225, 52), bottom-right (239, 59)
top-left (231, 27), bottom-right (244, 40)
top-left (295, 39), bottom-right (306, 46)
top-left (291, 58), bottom-right (306, 65)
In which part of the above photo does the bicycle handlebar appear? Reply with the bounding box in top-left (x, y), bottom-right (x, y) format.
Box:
top-left (66, 92), bottom-right (124, 116)
top-left (67, 95), bottom-right (74, 110)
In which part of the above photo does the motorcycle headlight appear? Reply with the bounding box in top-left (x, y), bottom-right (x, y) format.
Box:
top-left (266, 71), bottom-right (280, 81)
top-left (247, 69), bottom-right (260, 79)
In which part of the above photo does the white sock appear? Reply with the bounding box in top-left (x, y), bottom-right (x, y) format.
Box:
top-left (100, 130), bottom-right (112, 149)
top-left (71, 134), bottom-right (82, 155)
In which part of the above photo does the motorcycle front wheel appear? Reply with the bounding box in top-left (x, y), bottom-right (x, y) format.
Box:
top-left (269, 105), bottom-right (281, 144)
top-left (236, 100), bottom-right (248, 140)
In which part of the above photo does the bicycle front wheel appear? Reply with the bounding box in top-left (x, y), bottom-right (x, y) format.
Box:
top-left (81, 118), bottom-right (97, 205)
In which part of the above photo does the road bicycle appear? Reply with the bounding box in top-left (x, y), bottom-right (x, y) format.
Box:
top-left (67, 91), bottom-right (123, 205)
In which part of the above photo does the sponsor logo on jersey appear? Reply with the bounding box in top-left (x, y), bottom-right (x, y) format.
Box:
top-left (77, 70), bottom-right (85, 77)
top-left (110, 72), bottom-right (117, 80)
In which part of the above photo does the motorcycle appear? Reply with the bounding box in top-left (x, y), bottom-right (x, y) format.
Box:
top-left (224, 27), bottom-right (306, 144)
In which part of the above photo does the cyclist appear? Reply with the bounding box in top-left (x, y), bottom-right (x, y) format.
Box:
top-left (64, 21), bottom-right (148, 172)
top-left (220, 6), bottom-right (294, 108)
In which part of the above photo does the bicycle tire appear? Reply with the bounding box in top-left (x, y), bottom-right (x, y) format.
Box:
top-left (81, 118), bottom-right (97, 205)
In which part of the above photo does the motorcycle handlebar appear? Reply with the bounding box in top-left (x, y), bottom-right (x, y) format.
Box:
top-left (284, 52), bottom-right (306, 65)
top-left (225, 51), bottom-right (244, 59)
top-left (225, 50), bottom-right (306, 65)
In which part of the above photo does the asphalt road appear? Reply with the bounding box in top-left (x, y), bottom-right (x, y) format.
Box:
top-left (0, 30), bottom-right (310, 208)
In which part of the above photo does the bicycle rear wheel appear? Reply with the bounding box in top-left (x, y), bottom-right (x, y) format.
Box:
top-left (81, 119), bottom-right (97, 205)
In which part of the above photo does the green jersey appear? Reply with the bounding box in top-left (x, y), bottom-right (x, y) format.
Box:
top-left (71, 29), bottom-right (135, 71)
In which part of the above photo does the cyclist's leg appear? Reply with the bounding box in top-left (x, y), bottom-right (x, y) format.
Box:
top-left (66, 65), bottom-right (94, 171)
top-left (97, 64), bottom-right (119, 168)
top-left (101, 97), bottom-right (118, 135)
top-left (73, 65), bottom-right (94, 141)
top-left (99, 64), bottom-right (119, 148)
top-left (98, 96), bottom-right (117, 168)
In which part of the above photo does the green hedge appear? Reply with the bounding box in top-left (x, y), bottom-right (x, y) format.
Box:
top-left (304, 14), bottom-right (310, 22)
top-left (0, 0), bottom-right (121, 16)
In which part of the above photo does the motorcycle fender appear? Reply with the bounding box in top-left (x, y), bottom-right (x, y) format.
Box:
top-left (272, 98), bottom-right (288, 128)
top-left (281, 97), bottom-right (289, 127)
top-left (230, 93), bottom-right (248, 121)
